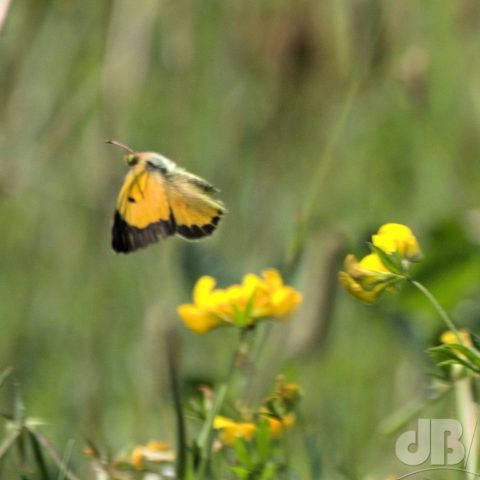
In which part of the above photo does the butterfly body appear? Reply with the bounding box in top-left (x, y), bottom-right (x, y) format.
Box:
top-left (111, 147), bottom-right (225, 253)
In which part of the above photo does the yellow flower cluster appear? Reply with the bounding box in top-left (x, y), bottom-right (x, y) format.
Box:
top-left (213, 416), bottom-right (256, 445)
top-left (213, 377), bottom-right (301, 446)
top-left (213, 414), bottom-right (295, 446)
top-left (177, 269), bottom-right (302, 334)
top-left (339, 223), bottom-right (421, 304)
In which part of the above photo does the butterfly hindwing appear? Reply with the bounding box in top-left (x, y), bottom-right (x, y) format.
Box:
top-left (166, 172), bottom-right (226, 240)
top-left (112, 163), bottom-right (175, 253)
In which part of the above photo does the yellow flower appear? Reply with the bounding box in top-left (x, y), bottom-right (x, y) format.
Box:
top-left (130, 441), bottom-right (174, 470)
top-left (345, 253), bottom-right (392, 285)
top-left (372, 223), bottom-right (421, 260)
top-left (214, 412), bottom-right (295, 446)
top-left (213, 416), bottom-right (256, 445)
top-left (440, 329), bottom-right (472, 347)
top-left (177, 269), bottom-right (302, 334)
top-left (265, 414), bottom-right (295, 437)
top-left (339, 253), bottom-right (396, 304)
top-left (177, 276), bottom-right (226, 334)
top-left (277, 381), bottom-right (302, 403)
top-left (131, 447), bottom-right (145, 470)
top-left (439, 329), bottom-right (475, 373)
top-left (339, 223), bottom-right (422, 304)
top-left (262, 269), bottom-right (303, 317)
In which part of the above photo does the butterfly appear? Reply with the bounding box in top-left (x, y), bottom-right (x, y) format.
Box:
top-left (107, 140), bottom-right (226, 253)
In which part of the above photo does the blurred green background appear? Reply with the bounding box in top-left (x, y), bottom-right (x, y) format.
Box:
top-left (1, 0), bottom-right (480, 478)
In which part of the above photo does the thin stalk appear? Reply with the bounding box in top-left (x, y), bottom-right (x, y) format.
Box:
top-left (29, 429), bottom-right (81, 480)
top-left (166, 332), bottom-right (187, 480)
top-left (196, 330), bottom-right (248, 480)
top-left (409, 280), bottom-right (462, 342)
top-left (57, 439), bottom-right (75, 480)
top-left (28, 430), bottom-right (50, 480)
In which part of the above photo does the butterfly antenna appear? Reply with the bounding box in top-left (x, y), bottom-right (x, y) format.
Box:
top-left (105, 139), bottom-right (135, 153)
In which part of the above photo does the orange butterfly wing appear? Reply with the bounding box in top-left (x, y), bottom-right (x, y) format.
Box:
top-left (166, 173), bottom-right (226, 239)
top-left (112, 162), bottom-right (175, 253)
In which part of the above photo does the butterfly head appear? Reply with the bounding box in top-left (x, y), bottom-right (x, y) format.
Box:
top-left (124, 152), bottom-right (139, 166)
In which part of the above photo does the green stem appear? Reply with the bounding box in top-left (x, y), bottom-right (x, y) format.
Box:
top-left (455, 374), bottom-right (478, 479)
top-left (166, 332), bottom-right (187, 480)
top-left (409, 280), bottom-right (462, 343)
top-left (196, 330), bottom-right (247, 480)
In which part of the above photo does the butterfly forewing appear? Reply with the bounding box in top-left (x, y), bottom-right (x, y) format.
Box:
top-left (112, 162), bottom-right (175, 253)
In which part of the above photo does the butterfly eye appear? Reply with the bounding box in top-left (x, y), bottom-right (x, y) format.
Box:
top-left (125, 154), bottom-right (139, 166)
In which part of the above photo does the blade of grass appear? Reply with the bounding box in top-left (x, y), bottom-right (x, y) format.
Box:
top-left (28, 429), bottom-right (81, 480)
top-left (0, 367), bottom-right (13, 390)
top-left (0, 429), bottom-right (20, 461)
top-left (28, 429), bottom-right (50, 480)
top-left (13, 383), bottom-right (25, 426)
top-left (286, 9), bottom-right (388, 275)
top-left (166, 330), bottom-right (187, 480)
top-left (57, 439), bottom-right (75, 480)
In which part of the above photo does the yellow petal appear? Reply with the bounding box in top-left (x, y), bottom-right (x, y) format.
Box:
top-left (262, 269), bottom-right (284, 289)
top-left (358, 253), bottom-right (389, 273)
top-left (177, 305), bottom-right (222, 334)
top-left (131, 447), bottom-right (145, 470)
top-left (344, 254), bottom-right (392, 289)
top-left (440, 329), bottom-right (472, 347)
top-left (213, 416), bottom-right (236, 429)
top-left (270, 288), bottom-right (303, 317)
top-left (146, 441), bottom-right (170, 451)
top-left (338, 272), bottom-right (382, 304)
top-left (225, 285), bottom-right (245, 304)
top-left (278, 383), bottom-right (302, 402)
top-left (214, 416), bottom-right (256, 445)
top-left (372, 223), bottom-right (421, 259)
top-left (282, 414), bottom-right (295, 428)
top-left (242, 273), bottom-right (263, 296)
top-left (193, 276), bottom-right (217, 305)
top-left (267, 417), bottom-right (284, 436)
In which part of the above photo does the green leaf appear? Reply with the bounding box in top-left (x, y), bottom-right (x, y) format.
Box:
top-left (256, 419), bottom-right (272, 464)
top-left (233, 437), bottom-right (252, 469)
top-left (470, 332), bottom-right (480, 351)
top-left (369, 244), bottom-right (404, 275)
top-left (231, 466), bottom-right (250, 479)
top-left (232, 291), bottom-right (257, 328)
top-left (259, 462), bottom-right (277, 480)
top-left (428, 344), bottom-right (480, 374)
